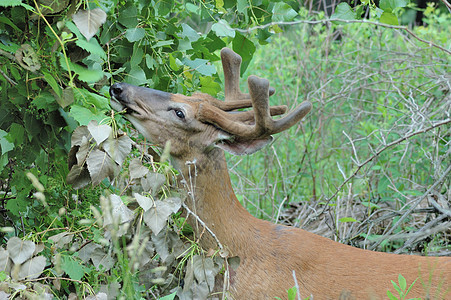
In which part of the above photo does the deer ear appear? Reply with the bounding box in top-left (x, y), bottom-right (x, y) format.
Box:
top-left (215, 135), bottom-right (273, 156)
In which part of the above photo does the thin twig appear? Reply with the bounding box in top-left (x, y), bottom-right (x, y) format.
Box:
top-left (182, 202), bottom-right (224, 250)
top-left (292, 270), bottom-right (302, 300)
top-left (0, 69), bottom-right (17, 86)
top-left (439, 0), bottom-right (451, 11)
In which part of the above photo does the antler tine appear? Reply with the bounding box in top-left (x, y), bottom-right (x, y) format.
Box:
top-left (221, 48), bottom-right (249, 102)
top-left (248, 76), bottom-right (312, 136)
top-left (221, 48), bottom-right (275, 103)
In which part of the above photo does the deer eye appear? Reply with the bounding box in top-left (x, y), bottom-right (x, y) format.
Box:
top-left (174, 109), bottom-right (185, 119)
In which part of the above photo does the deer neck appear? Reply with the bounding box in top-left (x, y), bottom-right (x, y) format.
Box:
top-left (174, 148), bottom-right (265, 255)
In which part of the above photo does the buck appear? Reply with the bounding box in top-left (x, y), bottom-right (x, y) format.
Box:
top-left (110, 48), bottom-right (450, 299)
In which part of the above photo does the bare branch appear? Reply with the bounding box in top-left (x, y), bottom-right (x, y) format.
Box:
top-left (323, 119), bottom-right (451, 209)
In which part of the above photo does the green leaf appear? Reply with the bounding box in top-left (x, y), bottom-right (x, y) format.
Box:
top-left (126, 66), bottom-right (149, 86)
top-left (272, 2), bottom-right (298, 22)
top-left (72, 63), bottom-right (104, 83)
top-left (232, 32), bottom-right (255, 74)
top-left (130, 46), bottom-right (144, 67)
top-left (32, 92), bottom-right (57, 110)
top-left (398, 274), bottom-right (407, 291)
top-left (0, 130), bottom-right (14, 155)
top-left (287, 286), bottom-right (297, 300)
top-left (0, 0), bottom-right (22, 7)
top-left (331, 3), bottom-right (356, 21)
top-left (386, 290), bottom-right (397, 300)
top-left (169, 53), bottom-right (181, 71)
top-left (0, 16), bottom-right (22, 32)
top-left (75, 37), bottom-right (107, 60)
top-left (152, 40), bottom-right (174, 48)
top-left (183, 58), bottom-right (216, 76)
top-left (62, 256), bottom-right (86, 281)
top-left (380, 0), bottom-right (408, 12)
top-left (200, 76), bottom-right (221, 96)
top-left (125, 28), bottom-right (146, 42)
top-left (43, 71), bottom-right (62, 98)
top-left (73, 88), bottom-right (109, 110)
top-left (118, 6), bottom-right (138, 28)
top-left (211, 20), bottom-right (235, 38)
top-left (338, 217), bottom-right (358, 223)
top-left (159, 292), bottom-right (177, 300)
top-left (237, 0), bottom-right (247, 13)
top-left (379, 11), bottom-right (399, 25)
top-left (69, 105), bottom-right (105, 126)
top-left (9, 123), bottom-right (25, 145)
top-left (155, 0), bottom-right (174, 16)
top-left (180, 24), bottom-right (200, 42)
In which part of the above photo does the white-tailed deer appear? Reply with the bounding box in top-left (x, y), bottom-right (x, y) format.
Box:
top-left (110, 48), bottom-right (450, 299)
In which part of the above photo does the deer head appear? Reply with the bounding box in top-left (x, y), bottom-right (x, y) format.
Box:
top-left (110, 48), bottom-right (312, 162)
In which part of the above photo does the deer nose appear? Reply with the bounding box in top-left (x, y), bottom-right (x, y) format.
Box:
top-left (110, 83), bottom-right (124, 100)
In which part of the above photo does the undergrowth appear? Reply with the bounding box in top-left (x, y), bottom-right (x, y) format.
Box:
top-left (0, 0), bottom-right (449, 299)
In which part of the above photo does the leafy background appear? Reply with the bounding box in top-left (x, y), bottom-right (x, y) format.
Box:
top-left (0, 0), bottom-right (450, 299)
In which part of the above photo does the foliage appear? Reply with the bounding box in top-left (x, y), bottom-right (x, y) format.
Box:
top-left (387, 274), bottom-right (419, 300)
top-left (331, 0), bottom-right (413, 25)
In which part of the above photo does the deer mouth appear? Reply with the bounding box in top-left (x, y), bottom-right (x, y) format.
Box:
top-left (109, 84), bottom-right (142, 116)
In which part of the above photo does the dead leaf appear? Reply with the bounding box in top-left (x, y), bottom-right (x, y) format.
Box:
top-left (49, 232), bottom-right (74, 249)
top-left (86, 149), bottom-right (118, 186)
top-left (15, 44), bottom-right (41, 72)
top-left (72, 8), bottom-right (107, 41)
top-left (7, 237), bottom-right (35, 265)
top-left (141, 172), bottom-right (166, 195)
top-left (66, 164), bottom-right (91, 189)
top-left (103, 194), bottom-right (134, 227)
top-left (55, 86), bottom-right (74, 108)
top-left (192, 255), bottom-right (215, 291)
top-left (129, 158), bottom-right (149, 180)
top-left (103, 134), bottom-right (132, 166)
top-left (75, 136), bottom-right (90, 165)
top-left (143, 200), bottom-right (174, 235)
top-left (71, 126), bottom-right (91, 147)
top-left (87, 120), bottom-right (112, 145)
top-left (38, 0), bottom-right (69, 15)
top-left (78, 243), bottom-right (102, 262)
top-left (17, 256), bottom-right (46, 280)
top-left (90, 247), bottom-right (115, 271)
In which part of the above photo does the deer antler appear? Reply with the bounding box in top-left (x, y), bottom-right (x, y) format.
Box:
top-left (197, 48), bottom-right (312, 139)
top-left (221, 47), bottom-right (275, 102)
